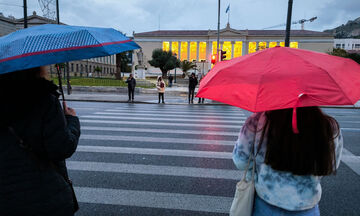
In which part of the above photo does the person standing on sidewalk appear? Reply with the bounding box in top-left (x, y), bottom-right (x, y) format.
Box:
top-left (188, 73), bottom-right (198, 104)
top-left (168, 74), bottom-right (173, 87)
top-left (156, 76), bottom-right (166, 103)
top-left (197, 72), bottom-right (205, 104)
top-left (125, 74), bottom-right (136, 102)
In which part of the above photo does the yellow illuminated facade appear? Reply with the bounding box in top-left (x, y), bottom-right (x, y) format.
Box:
top-left (269, 42), bottom-right (277, 48)
top-left (290, 42), bottom-right (298, 48)
top-left (234, 41), bottom-right (242, 58)
top-left (162, 40), bottom-right (297, 62)
top-left (199, 42), bottom-right (206, 61)
top-left (249, 42), bottom-right (257, 53)
top-left (222, 41), bottom-right (232, 60)
top-left (212, 41), bottom-right (217, 54)
top-left (258, 42), bottom-right (267, 50)
top-left (189, 42), bottom-right (197, 61)
top-left (180, 42), bottom-right (188, 61)
top-left (171, 42), bottom-right (179, 56)
top-left (162, 41), bottom-right (170, 51)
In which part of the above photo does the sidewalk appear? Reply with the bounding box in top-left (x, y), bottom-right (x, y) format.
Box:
top-left (63, 86), bottom-right (360, 108)
top-left (64, 91), bottom-right (219, 105)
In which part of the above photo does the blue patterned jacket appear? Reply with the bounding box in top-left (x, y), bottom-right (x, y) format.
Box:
top-left (232, 112), bottom-right (343, 211)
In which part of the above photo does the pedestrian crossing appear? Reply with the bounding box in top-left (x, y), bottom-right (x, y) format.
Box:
top-left (70, 103), bottom-right (244, 215)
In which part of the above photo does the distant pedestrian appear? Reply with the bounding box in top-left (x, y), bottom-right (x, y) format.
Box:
top-left (197, 73), bottom-right (205, 104)
top-left (156, 76), bottom-right (166, 103)
top-left (232, 107), bottom-right (343, 216)
top-left (0, 67), bottom-right (81, 216)
top-left (188, 73), bottom-right (198, 104)
top-left (125, 74), bottom-right (136, 102)
top-left (168, 74), bottom-right (173, 87)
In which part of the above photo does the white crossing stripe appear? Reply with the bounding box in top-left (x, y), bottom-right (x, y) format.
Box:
top-left (77, 145), bottom-right (232, 159)
top-left (339, 120), bottom-right (360, 123)
top-left (72, 107), bottom-right (97, 110)
top-left (341, 148), bottom-right (360, 175)
top-left (74, 187), bottom-right (233, 214)
top-left (81, 126), bottom-right (240, 136)
top-left (341, 128), bottom-right (360, 131)
top-left (81, 115), bottom-right (245, 124)
top-left (105, 109), bottom-right (245, 116)
top-left (67, 161), bottom-right (240, 180)
top-left (94, 112), bottom-right (246, 120)
top-left (80, 134), bottom-right (235, 145)
top-left (80, 119), bottom-right (243, 129)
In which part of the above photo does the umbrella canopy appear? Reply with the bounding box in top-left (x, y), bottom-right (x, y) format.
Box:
top-left (197, 46), bottom-right (360, 112)
top-left (0, 24), bottom-right (140, 74)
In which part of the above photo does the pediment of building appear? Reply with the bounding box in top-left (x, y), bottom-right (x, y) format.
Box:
top-left (208, 24), bottom-right (247, 37)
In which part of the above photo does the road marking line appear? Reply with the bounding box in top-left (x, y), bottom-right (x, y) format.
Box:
top-left (80, 134), bottom-right (235, 146)
top-left (341, 128), bottom-right (360, 131)
top-left (74, 187), bottom-right (233, 214)
top-left (67, 161), bottom-right (240, 180)
top-left (77, 145), bottom-right (232, 159)
top-left (341, 148), bottom-right (360, 176)
top-left (80, 119), bottom-right (243, 129)
top-left (81, 126), bottom-right (239, 136)
top-left (80, 115), bottom-right (245, 124)
top-left (105, 109), bottom-right (245, 116)
top-left (94, 112), bottom-right (246, 120)
top-left (72, 107), bottom-right (97, 110)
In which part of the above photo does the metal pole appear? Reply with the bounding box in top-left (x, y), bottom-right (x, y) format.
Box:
top-left (66, 62), bottom-right (71, 95)
top-left (217, 0), bottom-right (220, 61)
top-left (285, 0), bottom-right (293, 47)
top-left (174, 54), bottom-right (177, 83)
top-left (56, 0), bottom-right (60, 24)
top-left (23, 0), bottom-right (27, 28)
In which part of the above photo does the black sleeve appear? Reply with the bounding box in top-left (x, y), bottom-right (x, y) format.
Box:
top-left (134, 79), bottom-right (136, 86)
top-left (42, 96), bottom-right (81, 161)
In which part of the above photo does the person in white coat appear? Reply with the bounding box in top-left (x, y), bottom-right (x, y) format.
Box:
top-left (156, 76), bottom-right (166, 103)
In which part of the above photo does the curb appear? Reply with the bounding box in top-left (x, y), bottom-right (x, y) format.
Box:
top-left (63, 98), bottom-right (360, 109)
top-left (62, 98), bottom-right (224, 105)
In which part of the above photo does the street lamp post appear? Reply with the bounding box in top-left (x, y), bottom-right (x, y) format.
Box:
top-left (174, 53), bottom-right (177, 83)
top-left (217, 0), bottom-right (220, 62)
top-left (285, 0), bottom-right (293, 47)
top-left (23, 0), bottom-right (27, 28)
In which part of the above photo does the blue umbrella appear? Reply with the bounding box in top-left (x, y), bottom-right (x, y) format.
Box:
top-left (0, 24), bottom-right (140, 74)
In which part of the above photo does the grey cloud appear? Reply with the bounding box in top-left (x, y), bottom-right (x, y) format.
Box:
top-left (0, 0), bottom-right (359, 34)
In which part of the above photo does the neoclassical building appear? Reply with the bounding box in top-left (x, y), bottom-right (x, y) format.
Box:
top-left (133, 24), bottom-right (334, 75)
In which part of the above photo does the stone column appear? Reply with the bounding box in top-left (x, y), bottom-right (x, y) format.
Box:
top-left (178, 41), bottom-right (181, 59)
top-left (242, 41), bottom-right (248, 56)
top-left (196, 41), bottom-right (200, 61)
top-left (169, 41), bottom-right (172, 53)
top-left (187, 41), bottom-right (190, 61)
top-left (231, 41), bottom-right (235, 59)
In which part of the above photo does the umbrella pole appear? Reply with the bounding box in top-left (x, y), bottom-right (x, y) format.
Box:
top-left (56, 65), bottom-right (66, 105)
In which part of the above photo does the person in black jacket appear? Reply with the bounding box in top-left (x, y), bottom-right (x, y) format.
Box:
top-left (0, 67), bottom-right (81, 216)
top-left (188, 73), bottom-right (198, 104)
top-left (126, 73), bottom-right (136, 102)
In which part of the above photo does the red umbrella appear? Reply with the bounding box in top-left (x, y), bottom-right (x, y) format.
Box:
top-left (197, 46), bottom-right (360, 133)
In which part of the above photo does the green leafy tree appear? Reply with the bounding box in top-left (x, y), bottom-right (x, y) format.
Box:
top-left (180, 60), bottom-right (196, 77)
top-left (327, 48), bottom-right (348, 57)
top-left (94, 66), bottom-right (102, 77)
top-left (328, 48), bottom-right (360, 64)
top-left (148, 49), bottom-right (179, 77)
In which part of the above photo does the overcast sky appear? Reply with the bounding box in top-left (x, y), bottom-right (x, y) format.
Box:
top-left (1, 0), bottom-right (359, 35)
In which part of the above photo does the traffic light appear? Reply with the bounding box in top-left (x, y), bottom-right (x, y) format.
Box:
top-left (220, 50), bottom-right (227, 61)
top-left (211, 54), bottom-right (217, 64)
